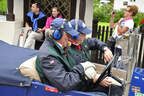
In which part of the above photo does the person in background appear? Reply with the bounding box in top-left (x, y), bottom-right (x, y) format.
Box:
top-left (45, 7), bottom-right (62, 29)
top-left (24, 2), bottom-right (47, 49)
top-left (45, 7), bottom-right (63, 37)
top-left (107, 5), bottom-right (138, 54)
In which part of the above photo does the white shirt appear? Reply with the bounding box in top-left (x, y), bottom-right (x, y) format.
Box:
top-left (112, 19), bottom-right (134, 40)
top-left (56, 42), bottom-right (63, 48)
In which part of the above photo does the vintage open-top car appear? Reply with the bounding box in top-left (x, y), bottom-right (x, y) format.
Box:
top-left (0, 32), bottom-right (143, 96)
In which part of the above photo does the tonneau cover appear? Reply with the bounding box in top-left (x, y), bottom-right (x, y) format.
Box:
top-left (0, 40), bottom-right (38, 87)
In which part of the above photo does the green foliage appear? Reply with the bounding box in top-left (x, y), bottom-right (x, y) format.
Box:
top-left (113, 9), bottom-right (125, 23)
top-left (0, 0), bottom-right (7, 13)
top-left (93, 1), bottom-right (122, 23)
top-left (133, 13), bottom-right (144, 27)
top-left (93, 0), bottom-right (100, 6)
top-left (93, 3), bottom-right (113, 22)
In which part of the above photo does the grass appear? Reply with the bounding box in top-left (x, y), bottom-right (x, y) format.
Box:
top-left (0, 0), bottom-right (7, 13)
top-left (97, 22), bottom-right (112, 42)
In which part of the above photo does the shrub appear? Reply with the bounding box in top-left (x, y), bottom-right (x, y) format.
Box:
top-left (133, 13), bottom-right (144, 27)
top-left (0, 0), bottom-right (7, 13)
top-left (113, 9), bottom-right (125, 23)
top-left (93, 4), bottom-right (113, 22)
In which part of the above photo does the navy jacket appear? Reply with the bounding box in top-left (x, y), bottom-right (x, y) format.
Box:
top-left (36, 37), bottom-right (86, 92)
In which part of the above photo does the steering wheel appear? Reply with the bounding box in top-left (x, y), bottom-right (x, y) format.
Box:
top-left (94, 56), bottom-right (115, 87)
top-left (95, 46), bottom-right (124, 87)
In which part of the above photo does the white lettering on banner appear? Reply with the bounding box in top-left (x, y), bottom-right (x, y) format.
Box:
top-left (134, 76), bottom-right (139, 79)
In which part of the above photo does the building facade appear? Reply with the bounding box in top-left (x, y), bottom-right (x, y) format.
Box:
top-left (114, 0), bottom-right (144, 13)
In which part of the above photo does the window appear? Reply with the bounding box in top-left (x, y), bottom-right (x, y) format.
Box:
top-left (130, 0), bottom-right (136, 2)
top-left (123, 1), bottom-right (128, 6)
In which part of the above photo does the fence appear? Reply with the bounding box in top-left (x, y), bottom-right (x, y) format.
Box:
top-left (91, 19), bottom-right (144, 68)
top-left (28, 0), bottom-right (71, 20)
top-left (0, 11), bottom-right (6, 15)
top-left (91, 19), bottom-right (113, 64)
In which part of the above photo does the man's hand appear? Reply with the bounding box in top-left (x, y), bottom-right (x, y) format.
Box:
top-left (104, 47), bottom-right (113, 63)
top-left (84, 67), bottom-right (97, 80)
top-left (110, 11), bottom-right (116, 28)
top-left (80, 61), bottom-right (97, 80)
top-left (27, 27), bottom-right (32, 31)
top-left (37, 28), bottom-right (43, 32)
top-left (111, 11), bottom-right (115, 18)
top-left (25, 22), bottom-right (32, 31)
top-left (93, 77), bottom-right (112, 87)
top-left (99, 77), bottom-right (112, 87)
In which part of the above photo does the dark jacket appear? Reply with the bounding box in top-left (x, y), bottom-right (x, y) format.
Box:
top-left (36, 37), bottom-right (86, 92)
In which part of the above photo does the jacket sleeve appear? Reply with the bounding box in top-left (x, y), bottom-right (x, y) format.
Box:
top-left (87, 38), bottom-right (108, 52)
top-left (25, 16), bottom-right (31, 27)
top-left (45, 17), bottom-right (50, 29)
top-left (40, 56), bottom-right (85, 92)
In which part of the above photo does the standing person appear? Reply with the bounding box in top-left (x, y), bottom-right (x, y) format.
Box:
top-left (107, 5), bottom-right (138, 54)
top-left (24, 2), bottom-right (47, 49)
top-left (45, 7), bottom-right (62, 29)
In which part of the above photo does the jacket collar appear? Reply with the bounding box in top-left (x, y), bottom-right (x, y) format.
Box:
top-left (46, 37), bottom-right (65, 55)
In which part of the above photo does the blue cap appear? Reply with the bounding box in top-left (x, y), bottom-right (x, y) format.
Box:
top-left (50, 18), bottom-right (79, 37)
top-left (69, 19), bottom-right (92, 34)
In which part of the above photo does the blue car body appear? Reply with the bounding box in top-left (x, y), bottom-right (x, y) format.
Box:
top-left (0, 81), bottom-right (98, 96)
top-left (0, 40), bottom-right (96, 96)
top-left (0, 40), bottom-right (143, 96)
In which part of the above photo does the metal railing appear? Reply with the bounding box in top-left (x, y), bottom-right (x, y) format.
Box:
top-left (123, 32), bottom-right (141, 96)
top-left (135, 29), bottom-right (144, 68)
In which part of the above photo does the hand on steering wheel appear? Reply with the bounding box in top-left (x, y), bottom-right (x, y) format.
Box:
top-left (100, 77), bottom-right (112, 87)
top-left (93, 77), bottom-right (111, 87)
top-left (93, 55), bottom-right (123, 88)
top-left (94, 56), bottom-right (115, 87)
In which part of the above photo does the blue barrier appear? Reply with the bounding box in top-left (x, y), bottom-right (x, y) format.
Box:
top-left (129, 67), bottom-right (144, 96)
